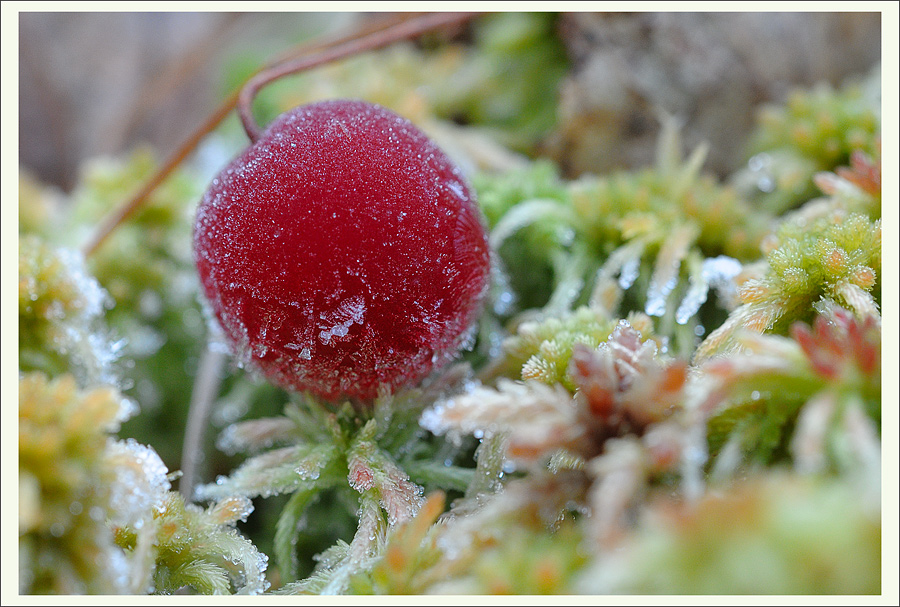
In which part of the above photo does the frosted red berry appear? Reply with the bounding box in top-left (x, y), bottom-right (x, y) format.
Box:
top-left (193, 99), bottom-right (491, 402)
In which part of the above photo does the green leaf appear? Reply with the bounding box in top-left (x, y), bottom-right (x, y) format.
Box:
top-left (274, 486), bottom-right (321, 581)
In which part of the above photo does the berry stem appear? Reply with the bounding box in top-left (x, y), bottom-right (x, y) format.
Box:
top-left (237, 12), bottom-right (480, 142)
top-left (81, 12), bottom-right (477, 259)
top-left (179, 343), bottom-right (228, 500)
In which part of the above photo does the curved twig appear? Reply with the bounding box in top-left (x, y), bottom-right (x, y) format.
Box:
top-left (82, 12), bottom-right (476, 258)
top-left (237, 12), bottom-right (479, 142)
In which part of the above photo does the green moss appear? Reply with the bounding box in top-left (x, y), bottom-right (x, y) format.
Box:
top-left (18, 373), bottom-right (134, 594)
top-left (702, 305), bottom-right (881, 472)
top-left (494, 306), bottom-right (655, 391)
top-left (18, 236), bottom-right (118, 386)
top-left (697, 208), bottom-right (880, 363)
top-left (603, 474), bottom-right (880, 594)
top-left (126, 493), bottom-right (269, 595)
top-left (737, 72), bottom-right (881, 214)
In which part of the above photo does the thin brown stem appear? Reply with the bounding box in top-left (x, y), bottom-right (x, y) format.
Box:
top-left (82, 12), bottom-right (475, 258)
top-left (179, 344), bottom-right (227, 500)
top-left (81, 94), bottom-right (237, 258)
top-left (238, 12), bottom-right (479, 142)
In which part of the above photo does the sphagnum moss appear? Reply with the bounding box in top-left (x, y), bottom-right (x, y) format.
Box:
top-left (18, 373), bottom-right (134, 594)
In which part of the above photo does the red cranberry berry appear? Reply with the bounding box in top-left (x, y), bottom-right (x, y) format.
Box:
top-left (193, 99), bottom-right (491, 402)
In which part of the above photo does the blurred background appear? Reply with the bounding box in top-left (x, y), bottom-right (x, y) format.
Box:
top-left (19, 11), bottom-right (882, 190)
top-left (18, 12), bottom-right (359, 190)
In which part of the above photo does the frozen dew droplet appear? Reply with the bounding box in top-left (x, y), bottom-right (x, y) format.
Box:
top-left (210, 495), bottom-right (255, 524)
top-left (618, 256), bottom-right (641, 290)
top-left (676, 281), bottom-right (709, 324)
top-left (645, 281), bottom-right (674, 317)
top-left (748, 152), bottom-right (776, 193)
top-left (705, 255), bottom-right (744, 307)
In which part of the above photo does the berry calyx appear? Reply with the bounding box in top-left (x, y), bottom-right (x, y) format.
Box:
top-left (193, 99), bottom-right (491, 402)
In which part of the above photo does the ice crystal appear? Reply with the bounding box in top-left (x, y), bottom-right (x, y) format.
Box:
top-left (104, 438), bottom-right (172, 527)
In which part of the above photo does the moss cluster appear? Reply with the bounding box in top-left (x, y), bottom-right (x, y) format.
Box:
top-left (734, 69), bottom-right (881, 214)
top-left (599, 474), bottom-right (880, 594)
top-left (19, 236), bottom-right (118, 386)
top-left (18, 373), bottom-right (134, 594)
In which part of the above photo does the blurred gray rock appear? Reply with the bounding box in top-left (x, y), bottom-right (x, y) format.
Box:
top-left (547, 12), bottom-right (882, 178)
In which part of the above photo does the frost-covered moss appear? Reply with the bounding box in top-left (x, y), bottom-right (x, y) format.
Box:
top-left (696, 161), bottom-right (881, 363)
top-left (196, 384), bottom-right (477, 590)
top-left (496, 305), bottom-right (616, 388)
top-left (18, 372), bottom-right (270, 595)
top-left (114, 492), bottom-right (269, 595)
top-left (475, 124), bottom-right (768, 358)
top-left (19, 236), bottom-right (119, 386)
top-left (18, 373), bottom-right (135, 594)
top-left (701, 304), bottom-right (881, 472)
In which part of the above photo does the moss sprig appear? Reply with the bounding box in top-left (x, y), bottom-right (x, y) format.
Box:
top-left (698, 303), bottom-right (881, 476)
top-left (113, 492), bottom-right (269, 594)
top-left (733, 66), bottom-right (881, 214)
top-left (695, 208), bottom-right (880, 363)
top-left (19, 236), bottom-right (121, 387)
top-left (18, 373), bottom-right (135, 594)
top-left (196, 374), bottom-right (478, 591)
